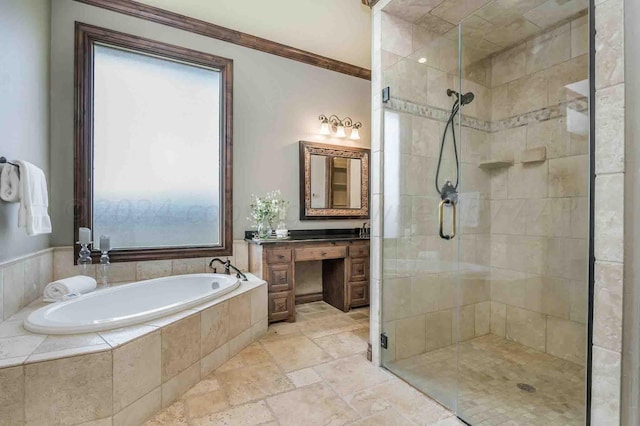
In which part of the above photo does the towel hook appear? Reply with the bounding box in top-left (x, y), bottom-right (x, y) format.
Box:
top-left (0, 157), bottom-right (19, 168)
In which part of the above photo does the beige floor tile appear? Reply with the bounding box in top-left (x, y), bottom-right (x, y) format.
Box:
top-left (347, 312), bottom-right (369, 321)
top-left (345, 380), bottom-right (452, 425)
top-left (261, 334), bottom-right (333, 372)
top-left (258, 321), bottom-right (302, 342)
top-left (286, 367), bottom-right (322, 388)
top-left (296, 301), bottom-right (341, 314)
top-left (299, 315), bottom-right (364, 339)
top-left (266, 382), bottom-right (359, 426)
top-left (216, 342), bottom-right (272, 373)
top-left (144, 400), bottom-right (188, 425)
top-left (314, 354), bottom-right (392, 397)
top-left (181, 377), bottom-right (221, 399)
top-left (313, 330), bottom-right (369, 359)
top-left (190, 400), bottom-right (274, 426)
top-left (184, 389), bottom-right (229, 419)
top-left (349, 407), bottom-right (415, 426)
top-left (149, 302), bottom-right (452, 425)
top-left (215, 361), bottom-right (294, 405)
top-left (303, 310), bottom-right (345, 320)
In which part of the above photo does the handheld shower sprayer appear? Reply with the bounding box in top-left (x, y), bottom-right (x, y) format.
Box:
top-left (434, 88), bottom-right (475, 240)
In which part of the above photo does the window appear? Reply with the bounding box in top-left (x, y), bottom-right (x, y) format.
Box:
top-left (75, 23), bottom-right (233, 262)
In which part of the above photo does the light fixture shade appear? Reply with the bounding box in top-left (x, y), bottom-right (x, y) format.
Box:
top-left (319, 122), bottom-right (330, 135)
top-left (336, 125), bottom-right (346, 138)
top-left (350, 127), bottom-right (360, 140)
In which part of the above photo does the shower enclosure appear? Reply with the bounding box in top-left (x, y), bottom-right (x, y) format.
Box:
top-left (379, 1), bottom-right (590, 424)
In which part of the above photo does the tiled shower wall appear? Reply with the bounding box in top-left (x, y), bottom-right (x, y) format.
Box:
top-left (487, 15), bottom-right (589, 366)
top-left (378, 10), bottom-right (589, 366)
top-left (0, 241), bottom-right (249, 323)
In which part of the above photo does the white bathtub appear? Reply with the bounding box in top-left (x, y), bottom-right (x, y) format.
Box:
top-left (24, 273), bottom-right (240, 334)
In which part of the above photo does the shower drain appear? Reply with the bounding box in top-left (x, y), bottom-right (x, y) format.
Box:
top-left (517, 383), bottom-right (537, 393)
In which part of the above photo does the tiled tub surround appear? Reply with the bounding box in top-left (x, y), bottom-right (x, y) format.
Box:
top-left (0, 240), bottom-right (249, 325)
top-left (0, 275), bottom-right (267, 425)
top-left (0, 249), bottom-right (53, 322)
top-left (380, 9), bottom-right (589, 369)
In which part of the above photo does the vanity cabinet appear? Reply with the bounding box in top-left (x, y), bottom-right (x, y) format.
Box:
top-left (247, 234), bottom-right (370, 323)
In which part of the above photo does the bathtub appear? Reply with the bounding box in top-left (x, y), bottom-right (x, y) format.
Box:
top-left (24, 273), bottom-right (240, 334)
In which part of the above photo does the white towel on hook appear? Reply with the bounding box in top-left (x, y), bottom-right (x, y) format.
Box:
top-left (0, 163), bottom-right (20, 202)
top-left (15, 160), bottom-right (52, 235)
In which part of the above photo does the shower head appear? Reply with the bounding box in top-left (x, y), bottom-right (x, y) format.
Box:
top-left (446, 89), bottom-right (475, 106)
top-left (460, 92), bottom-right (474, 105)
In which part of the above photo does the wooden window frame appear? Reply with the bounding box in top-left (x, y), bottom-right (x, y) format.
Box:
top-left (74, 22), bottom-right (233, 263)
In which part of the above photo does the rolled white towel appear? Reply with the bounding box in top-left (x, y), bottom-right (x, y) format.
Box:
top-left (43, 275), bottom-right (97, 302)
top-left (0, 163), bottom-right (20, 202)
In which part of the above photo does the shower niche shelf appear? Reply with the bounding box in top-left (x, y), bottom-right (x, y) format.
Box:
top-left (521, 146), bottom-right (546, 164)
top-left (478, 156), bottom-right (514, 169)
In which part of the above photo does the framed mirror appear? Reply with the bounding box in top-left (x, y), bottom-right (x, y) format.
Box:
top-left (299, 141), bottom-right (369, 220)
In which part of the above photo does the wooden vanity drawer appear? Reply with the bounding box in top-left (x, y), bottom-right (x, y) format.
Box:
top-left (349, 257), bottom-right (369, 281)
top-left (269, 291), bottom-right (294, 322)
top-left (266, 263), bottom-right (292, 292)
top-left (348, 281), bottom-right (369, 308)
top-left (266, 248), bottom-right (292, 264)
top-left (349, 245), bottom-right (369, 258)
top-left (295, 246), bottom-right (347, 262)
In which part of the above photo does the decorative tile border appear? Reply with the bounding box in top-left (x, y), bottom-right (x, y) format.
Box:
top-left (385, 97), bottom-right (589, 134)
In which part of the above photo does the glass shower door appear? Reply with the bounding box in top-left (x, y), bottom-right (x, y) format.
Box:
top-left (379, 2), bottom-right (590, 423)
top-left (380, 25), bottom-right (464, 412)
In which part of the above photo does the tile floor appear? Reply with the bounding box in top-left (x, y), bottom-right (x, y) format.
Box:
top-left (145, 301), bottom-right (461, 426)
top-left (388, 334), bottom-right (585, 425)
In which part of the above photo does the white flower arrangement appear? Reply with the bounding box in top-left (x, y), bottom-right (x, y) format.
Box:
top-left (248, 190), bottom-right (289, 230)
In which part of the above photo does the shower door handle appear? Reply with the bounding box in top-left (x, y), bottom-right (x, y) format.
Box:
top-left (439, 199), bottom-right (456, 240)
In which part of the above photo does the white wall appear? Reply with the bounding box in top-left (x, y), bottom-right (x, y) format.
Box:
top-left (0, 0), bottom-right (51, 262)
top-left (49, 0), bottom-right (371, 246)
top-left (134, 0), bottom-right (372, 69)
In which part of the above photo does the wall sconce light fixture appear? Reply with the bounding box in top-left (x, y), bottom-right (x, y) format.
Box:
top-left (318, 114), bottom-right (362, 140)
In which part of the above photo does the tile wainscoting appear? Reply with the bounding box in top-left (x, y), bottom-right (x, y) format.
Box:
top-left (0, 277), bottom-right (267, 425)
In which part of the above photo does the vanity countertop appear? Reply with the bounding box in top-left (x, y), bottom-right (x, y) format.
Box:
top-left (244, 228), bottom-right (369, 245)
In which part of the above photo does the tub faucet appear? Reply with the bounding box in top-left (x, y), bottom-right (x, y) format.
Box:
top-left (208, 258), bottom-right (248, 281)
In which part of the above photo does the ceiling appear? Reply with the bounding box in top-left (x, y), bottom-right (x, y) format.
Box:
top-left (384, 0), bottom-right (587, 58)
top-left (133, 0), bottom-right (373, 70)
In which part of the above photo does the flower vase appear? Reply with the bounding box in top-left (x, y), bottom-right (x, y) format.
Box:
top-left (258, 220), bottom-right (272, 239)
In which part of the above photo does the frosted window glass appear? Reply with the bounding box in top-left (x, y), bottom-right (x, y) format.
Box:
top-left (92, 44), bottom-right (222, 250)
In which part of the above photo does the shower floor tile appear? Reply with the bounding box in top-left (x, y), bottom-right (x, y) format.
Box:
top-left (387, 334), bottom-right (585, 425)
